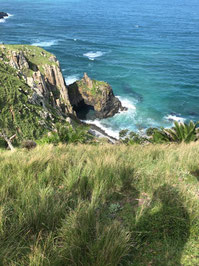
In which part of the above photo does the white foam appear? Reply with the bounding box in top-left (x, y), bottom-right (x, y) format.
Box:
top-left (83, 51), bottom-right (104, 60)
top-left (65, 75), bottom-right (80, 85)
top-left (32, 40), bottom-right (57, 47)
top-left (117, 96), bottom-right (136, 111)
top-left (83, 97), bottom-right (137, 139)
top-left (74, 38), bottom-right (77, 41)
top-left (0, 13), bottom-right (13, 23)
top-left (165, 115), bottom-right (185, 123)
top-left (84, 119), bottom-right (120, 139)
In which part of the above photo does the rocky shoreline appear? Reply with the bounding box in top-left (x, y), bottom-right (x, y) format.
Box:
top-left (0, 12), bottom-right (8, 20)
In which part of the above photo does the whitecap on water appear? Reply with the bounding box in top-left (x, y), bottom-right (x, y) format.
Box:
top-left (31, 40), bottom-right (57, 47)
top-left (65, 75), bottom-right (80, 85)
top-left (165, 115), bottom-right (185, 123)
top-left (83, 51), bottom-right (104, 60)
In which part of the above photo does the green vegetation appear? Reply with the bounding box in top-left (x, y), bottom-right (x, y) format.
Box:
top-left (119, 129), bottom-right (147, 144)
top-left (0, 60), bottom-right (48, 143)
top-left (76, 79), bottom-right (106, 96)
top-left (37, 123), bottom-right (93, 145)
top-left (119, 121), bottom-right (199, 145)
top-left (0, 143), bottom-right (198, 265)
top-left (151, 121), bottom-right (199, 143)
top-left (0, 45), bottom-right (58, 76)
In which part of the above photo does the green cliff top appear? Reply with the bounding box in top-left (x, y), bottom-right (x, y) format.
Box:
top-left (0, 44), bottom-right (58, 76)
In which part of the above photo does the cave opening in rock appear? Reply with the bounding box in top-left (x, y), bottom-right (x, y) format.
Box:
top-left (73, 100), bottom-right (96, 120)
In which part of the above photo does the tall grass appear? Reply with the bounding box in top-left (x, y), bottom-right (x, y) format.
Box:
top-left (0, 143), bottom-right (198, 265)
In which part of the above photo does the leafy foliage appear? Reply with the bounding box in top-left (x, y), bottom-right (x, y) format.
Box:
top-left (37, 123), bottom-right (93, 145)
top-left (119, 129), bottom-right (147, 145)
top-left (151, 121), bottom-right (199, 143)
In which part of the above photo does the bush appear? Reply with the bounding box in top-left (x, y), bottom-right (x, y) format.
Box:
top-left (119, 130), bottom-right (147, 145)
top-left (37, 123), bottom-right (93, 145)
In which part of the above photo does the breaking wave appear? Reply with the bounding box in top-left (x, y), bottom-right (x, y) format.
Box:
top-left (165, 114), bottom-right (186, 123)
top-left (65, 75), bottom-right (80, 85)
top-left (0, 13), bottom-right (13, 23)
top-left (31, 40), bottom-right (57, 47)
top-left (83, 51), bottom-right (104, 60)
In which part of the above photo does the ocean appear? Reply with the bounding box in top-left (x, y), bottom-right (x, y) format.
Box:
top-left (1, 0), bottom-right (199, 137)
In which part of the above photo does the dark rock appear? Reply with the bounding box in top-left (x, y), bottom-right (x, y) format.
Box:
top-left (0, 12), bottom-right (8, 20)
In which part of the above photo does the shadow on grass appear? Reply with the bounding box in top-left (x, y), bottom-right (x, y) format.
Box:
top-left (132, 184), bottom-right (190, 265)
top-left (190, 169), bottom-right (199, 181)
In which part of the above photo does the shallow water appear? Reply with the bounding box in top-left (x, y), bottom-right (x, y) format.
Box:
top-left (1, 0), bottom-right (199, 137)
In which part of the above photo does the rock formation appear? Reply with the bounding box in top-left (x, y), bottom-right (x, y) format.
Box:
top-left (68, 73), bottom-right (127, 118)
top-left (0, 45), bottom-right (74, 116)
top-left (0, 12), bottom-right (8, 19)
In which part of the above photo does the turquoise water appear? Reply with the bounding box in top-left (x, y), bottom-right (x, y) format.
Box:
top-left (1, 0), bottom-right (199, 137)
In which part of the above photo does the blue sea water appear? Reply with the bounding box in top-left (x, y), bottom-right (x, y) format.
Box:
top-left (1, 0), bottom-right (199, 137)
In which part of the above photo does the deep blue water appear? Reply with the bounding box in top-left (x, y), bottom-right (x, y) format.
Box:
top-left (1, 0), bottom-right (199, 137)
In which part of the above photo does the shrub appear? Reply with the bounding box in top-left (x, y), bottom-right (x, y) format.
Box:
top-left (119, 130), bottom-right (147, 145)
top-left (37, 123), bottom-right (93, 145)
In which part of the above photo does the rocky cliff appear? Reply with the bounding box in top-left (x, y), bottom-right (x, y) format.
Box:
top-left (0, 44), bottom-right (75, 139)
top-left (68, 73), bottom-right (126, 119)
top-left (0, 45), bottom-right (74, 115)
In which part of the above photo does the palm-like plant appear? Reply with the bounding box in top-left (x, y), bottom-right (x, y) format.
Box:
top-left (152, 121), bottom-right (199, 143)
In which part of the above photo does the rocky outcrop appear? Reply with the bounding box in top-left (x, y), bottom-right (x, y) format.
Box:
top-left (68, 73), bottom-right (127, 119)
top-left (0, 12), bottom-right (8, 19)
top-left (0, 45), bottom-right (74, 116)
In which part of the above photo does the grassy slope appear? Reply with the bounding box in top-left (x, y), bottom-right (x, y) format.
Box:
top-left (0, 143), bottom-right (198, 265)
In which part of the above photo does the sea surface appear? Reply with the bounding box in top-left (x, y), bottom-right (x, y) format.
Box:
top-left (1, 0), bottom-right (199, 137)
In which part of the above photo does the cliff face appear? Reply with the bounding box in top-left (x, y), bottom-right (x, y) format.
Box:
top-left (68, 73), bottom-right (126, 119)
top-left (0, 44), bottom-right (75, 139)
top-left (0, 45), bottom-right (74, 115)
